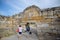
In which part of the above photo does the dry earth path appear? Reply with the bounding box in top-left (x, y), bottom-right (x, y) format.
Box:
top-left (1, 32), bottom-right (39, 40)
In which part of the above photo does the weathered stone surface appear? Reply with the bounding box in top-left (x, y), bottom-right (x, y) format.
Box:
top-left (0, 5), bottom-right (60, 40)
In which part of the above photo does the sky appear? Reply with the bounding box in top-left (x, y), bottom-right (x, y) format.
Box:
top-left (0, 0), bottom-right (60, 16)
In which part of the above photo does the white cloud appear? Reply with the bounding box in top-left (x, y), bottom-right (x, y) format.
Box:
top-left (0, 11), bottom-right (6, 15)
top-left (6, 1), bottom-right (21, 10)
top-left (1, 0), bottom-right (60, 16)
top-left (0, 11), bottom-right (4, 14)
top-left (18, 0), bottom-right (38, 6)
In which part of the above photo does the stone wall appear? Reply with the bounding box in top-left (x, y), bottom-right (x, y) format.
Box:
top-left (36, 17), bottom-right (60, 40)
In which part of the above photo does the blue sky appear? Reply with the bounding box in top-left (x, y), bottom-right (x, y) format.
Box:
top-left (0, 0), bottom-right (60, 16)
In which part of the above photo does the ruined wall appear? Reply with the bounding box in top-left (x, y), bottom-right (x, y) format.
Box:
top-left (35, 7), bottom-right (60, 40)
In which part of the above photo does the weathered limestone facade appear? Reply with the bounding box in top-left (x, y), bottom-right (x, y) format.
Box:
top-left (0, 5), bottom-right (60, 40)
top-left (0, 5), bottom-right (60, 29)
top-left (16, 5), bottom-right (60, 40)
top-left (16, 5), bottom-right (60, 24)
top-left (22, 5), bottom-right (43, 23)
top-left (0, 5), bottom-right (60, 28)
